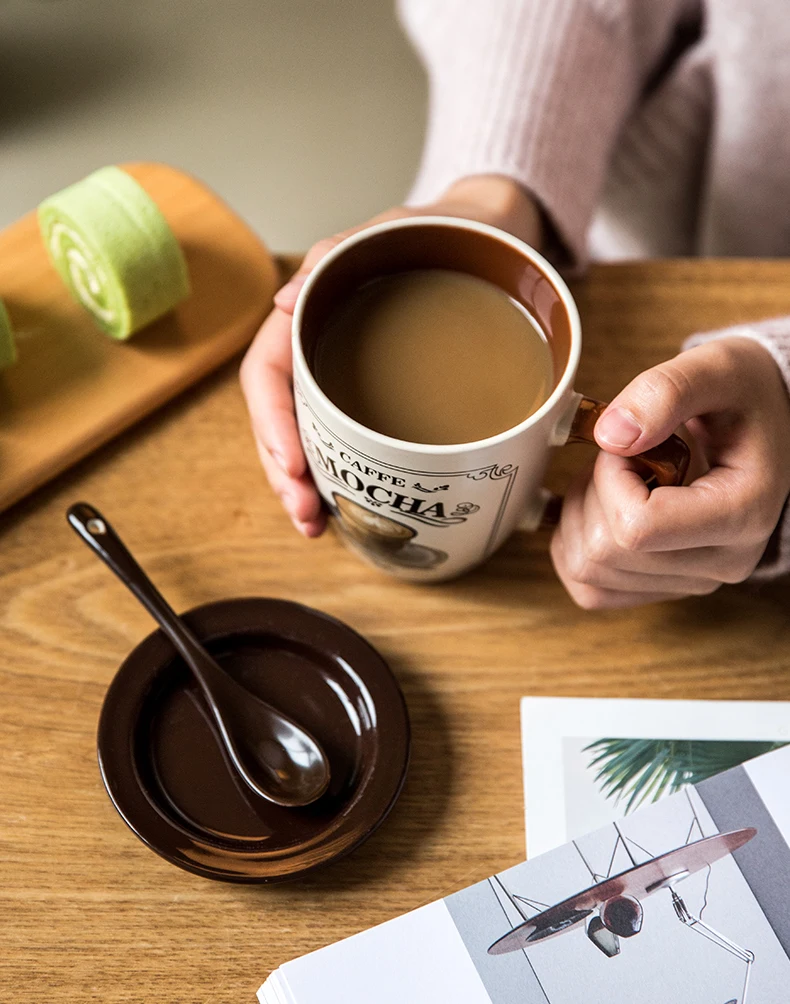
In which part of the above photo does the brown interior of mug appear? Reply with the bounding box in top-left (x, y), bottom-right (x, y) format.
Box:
top-left (299, 221), bottom-right (573, 391)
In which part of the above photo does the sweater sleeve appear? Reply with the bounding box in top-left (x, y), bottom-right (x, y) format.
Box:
top-left (683, 317), bottom-right (790, 581)
top-left (397, 0), bottom-right (692, 268)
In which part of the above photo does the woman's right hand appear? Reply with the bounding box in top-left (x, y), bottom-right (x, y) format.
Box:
top-left (239, 176), bottom-right (544, 536)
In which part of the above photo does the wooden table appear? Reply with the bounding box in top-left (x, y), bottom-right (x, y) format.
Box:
top-left (3, 260), bottom-right (790, 1003)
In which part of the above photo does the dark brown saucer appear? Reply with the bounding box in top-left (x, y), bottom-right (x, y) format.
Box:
top-left (97, 598), bottom-right (410, 883)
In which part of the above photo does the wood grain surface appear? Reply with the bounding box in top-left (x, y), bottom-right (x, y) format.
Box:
top-left (0, 162), bottom-right (279, 515)
top-left (2, 259), bottom-right (790, 1003)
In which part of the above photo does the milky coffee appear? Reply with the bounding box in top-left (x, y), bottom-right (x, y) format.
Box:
top-left (312, 269), bottom-right (553, 445)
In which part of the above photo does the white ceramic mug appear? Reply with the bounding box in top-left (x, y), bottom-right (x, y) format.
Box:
top-left (292, 218), bottom-right (688, 581)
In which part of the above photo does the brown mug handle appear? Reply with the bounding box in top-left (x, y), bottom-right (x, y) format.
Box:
top-left (542, 396), bottom-right (691, 526)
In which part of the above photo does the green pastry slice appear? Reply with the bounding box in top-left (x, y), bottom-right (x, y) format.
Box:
top-left (0, 298), bottom-right (17, 369)
top-left (38, 166), bottom-right (190, 340)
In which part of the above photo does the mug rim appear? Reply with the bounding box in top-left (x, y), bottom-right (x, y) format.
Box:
top-left (292, 215), bottom-right (582, 455)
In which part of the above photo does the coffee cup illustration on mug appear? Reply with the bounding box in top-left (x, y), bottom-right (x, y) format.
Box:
top-left (332, 493), bottom-right (448, 572)
top-left (292, 218), bottom-right (689, 581)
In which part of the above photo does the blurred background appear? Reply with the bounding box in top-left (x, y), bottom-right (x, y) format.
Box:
top-left (0, 0), bottom-right (427, 250)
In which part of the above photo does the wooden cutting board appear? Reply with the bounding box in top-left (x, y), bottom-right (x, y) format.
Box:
top-left (0, 162), bottom-right (296, 515)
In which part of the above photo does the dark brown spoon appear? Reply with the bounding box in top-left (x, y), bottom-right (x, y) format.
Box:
top-left (67, 502), bottom-right (330, 808)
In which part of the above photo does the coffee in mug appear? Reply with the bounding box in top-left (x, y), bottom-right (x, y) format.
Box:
top-left (312, 269), bottom-right (553, 445)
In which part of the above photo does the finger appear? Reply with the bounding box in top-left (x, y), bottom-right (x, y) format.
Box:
top-left (255, 439), bottom-right (326, 537)
top-left (594, 342), bottom-right (743, 455)
top-left (273, 273), bottom-right (307, 314)
top-left (592, 450), bottom-right (775, 551)
top-left (239, 308), bottom-right (306, 479)
top-left (551, 533), bottom-right (682, 610)
top-left (560, 548), bottom-right (721, 594)
top-left (555, 470), bottom-right (723, 593)
top-left (273, 234), bottom-right (351, 314)
top-left (573, 457), bottom-right (763, 581)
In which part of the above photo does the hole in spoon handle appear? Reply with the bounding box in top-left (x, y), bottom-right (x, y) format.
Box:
top-left (65, 502), bottom-right (184, 639)
top-left (67, 502), bottom-right (147, 590)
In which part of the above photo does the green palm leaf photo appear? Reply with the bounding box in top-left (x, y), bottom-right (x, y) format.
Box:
top-left (584, 738), bottom-right (788, 813)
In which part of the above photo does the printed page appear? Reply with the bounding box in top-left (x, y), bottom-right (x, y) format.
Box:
top-left (521, 696), bottom-right (790, 857)
top-left (447, 748), bottom-right (790, 1003)
top-left (262, 746), bottom-right (790, 1004)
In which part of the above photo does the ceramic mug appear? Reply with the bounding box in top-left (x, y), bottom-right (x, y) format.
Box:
top-left (292, 217), bottom-right (688, 581)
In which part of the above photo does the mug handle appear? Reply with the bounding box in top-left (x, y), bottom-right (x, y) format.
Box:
top-left (541, 396), bottom-right (691, 526)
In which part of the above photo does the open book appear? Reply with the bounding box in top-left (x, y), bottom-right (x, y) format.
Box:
top-left (258, 745), bottom-right (790, 1004)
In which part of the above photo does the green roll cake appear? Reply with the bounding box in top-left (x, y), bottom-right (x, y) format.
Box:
top-left (38, 166), bottom-right (190, 339)
top-left (0, 298), bottom-right (17, 369)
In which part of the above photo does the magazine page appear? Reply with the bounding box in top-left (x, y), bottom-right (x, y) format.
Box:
top-left (520, 697), bottom-right (790, 857)
top-left (261, 746), bottom-right (790, 1004)
top-left (446, 750), bottom-right (790, 1003)
top-left (272, 899), bottom-right (492, 1004)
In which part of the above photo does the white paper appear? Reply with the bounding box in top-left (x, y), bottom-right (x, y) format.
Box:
top-left (521, 696), bottom-right (790, 858)
top-left (260, 900), bottom-right (492, 1004)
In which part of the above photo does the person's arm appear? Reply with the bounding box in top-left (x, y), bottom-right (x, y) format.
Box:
top-left (398, 3), bottom-right (790, 605)
top-left (398, 0), bottom-right (691, 269)
top-left (240, 0), bottom-right (693, 538)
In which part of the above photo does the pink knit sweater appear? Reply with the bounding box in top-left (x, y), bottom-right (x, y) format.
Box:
top-left (399, 0), bottom-right (790, 579)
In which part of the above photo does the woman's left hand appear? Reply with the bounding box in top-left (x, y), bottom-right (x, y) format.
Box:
top-left (551, 337), bottom-right (790, 609)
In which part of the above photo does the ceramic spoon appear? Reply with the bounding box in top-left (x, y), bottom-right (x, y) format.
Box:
top-left (67, 502), bottom-right (330, 808)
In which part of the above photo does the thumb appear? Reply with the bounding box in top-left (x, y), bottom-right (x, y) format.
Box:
top-left (594, 345), bottom-right (733, 455)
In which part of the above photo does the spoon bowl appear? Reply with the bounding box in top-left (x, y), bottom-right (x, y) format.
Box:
top-left (67, 502), bottom-right (330, 808)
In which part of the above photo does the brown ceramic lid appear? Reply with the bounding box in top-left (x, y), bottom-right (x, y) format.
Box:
top-left (97, 598), bottom-right (410, 882)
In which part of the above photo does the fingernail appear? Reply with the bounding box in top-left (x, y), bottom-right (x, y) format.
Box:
top-left (274, 274), bottom-right (307, 309)
top-left (596, 407), bottom-right (642, 449)
top-left (292, 518), bottom-right (311, 537)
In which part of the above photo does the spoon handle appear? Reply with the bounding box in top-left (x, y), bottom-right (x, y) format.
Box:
top-left (66, 502), bottom-right (208, 669)
top-left (68, 502), bottom-right (331, 808)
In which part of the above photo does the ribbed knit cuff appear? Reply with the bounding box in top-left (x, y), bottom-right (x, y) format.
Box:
top-left (398, 0), bottom-right (643, 270)
top-left (683, 317), bottom-right (790, 581)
